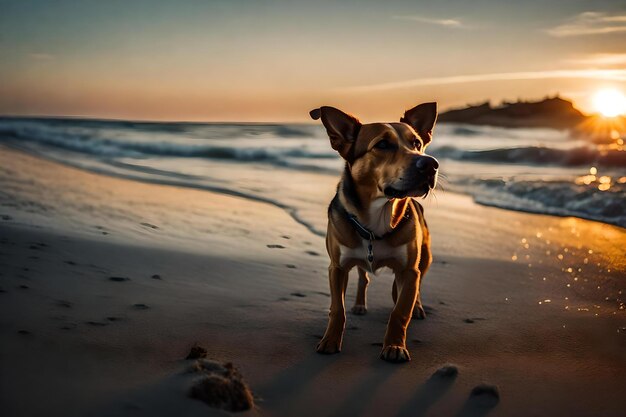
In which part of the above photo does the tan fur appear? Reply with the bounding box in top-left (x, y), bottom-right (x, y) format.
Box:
top-left (311, 103), bottom-right (438, 363)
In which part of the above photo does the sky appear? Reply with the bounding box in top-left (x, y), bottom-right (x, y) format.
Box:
top-left (1, 0), bottom-right (626, 122)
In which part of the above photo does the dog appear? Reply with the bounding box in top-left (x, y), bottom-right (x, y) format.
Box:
top-left (309, 102), bottom-right (439, 363)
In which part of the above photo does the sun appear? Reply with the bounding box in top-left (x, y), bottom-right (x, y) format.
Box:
top-left (592, 88), bottom-right (626, 118)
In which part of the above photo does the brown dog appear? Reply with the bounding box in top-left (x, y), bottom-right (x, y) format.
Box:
top-left (310, 103), bottom-right (439, 363)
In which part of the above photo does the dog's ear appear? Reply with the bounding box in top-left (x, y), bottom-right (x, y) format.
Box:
top-left (400, 102), bottom-right (437, 145)
top-left (310, 106), bottom-right (361, 159)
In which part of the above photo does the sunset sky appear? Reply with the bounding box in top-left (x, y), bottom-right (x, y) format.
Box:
top-left (1, 0), bottom-right (626, 121)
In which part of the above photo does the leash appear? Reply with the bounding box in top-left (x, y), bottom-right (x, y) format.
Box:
top-left (347, 214), bottom-right (378, 269)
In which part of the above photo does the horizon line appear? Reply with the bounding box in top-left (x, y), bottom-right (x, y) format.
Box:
top-left (0, 95), bottom-right (609, 125)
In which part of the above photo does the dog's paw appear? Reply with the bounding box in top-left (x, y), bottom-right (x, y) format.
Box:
top-left (380, 345), bottom-right (411, 363)
top-left (413, 304), bottom-right (426, 320)
top-left (316, 337), bottom-right (342, 354)
top-left (351, 304), bottom-right (367, 315)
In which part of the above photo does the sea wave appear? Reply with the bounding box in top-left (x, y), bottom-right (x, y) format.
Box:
top-left (0, 118), bottom-right (334, 161)
top-left (432, 145), bottom-right (626, 168)
top-left (447, 177), bottom-right (626, 228)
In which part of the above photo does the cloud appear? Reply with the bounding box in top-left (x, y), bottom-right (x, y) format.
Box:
top-left (336, 69), bottom-right (626, 93)
top-left (392, 15), bottom-right (466, 29)
top-left (28, 53), bottom-right (55, 61)
top-left (547, 12), bottom-right (626, 37)
top-left (566, 53), bottom-right (626, 67)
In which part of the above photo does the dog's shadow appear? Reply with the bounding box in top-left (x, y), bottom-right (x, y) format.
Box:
top-left (327, 359), bottom-right (399, 417)
top-left (454, 393), bottom-right (499, 417)
top-left (393, 371), bottom-right (457, 417)
top-left (256, 353), bottom-right (338, 414)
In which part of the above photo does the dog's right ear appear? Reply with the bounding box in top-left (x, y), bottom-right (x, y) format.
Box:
top-left (310, 106), bottom-right (361, 160)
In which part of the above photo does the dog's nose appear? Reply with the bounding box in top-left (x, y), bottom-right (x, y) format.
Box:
top-left (415, 156), bottom-right (439, 173)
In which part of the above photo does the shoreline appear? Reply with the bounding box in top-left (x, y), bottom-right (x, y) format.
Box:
top-left (1, 146), bottom-right (625, 417)
top-left (3, 141), bottom-right (625, 233)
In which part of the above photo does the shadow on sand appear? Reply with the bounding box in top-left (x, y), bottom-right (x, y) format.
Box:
top-left (393, 369), bottom-right (457, 417)
top-left (327, 359), bottom-right (400, 417)
top-left (454, 393), bottom-right (499, 417)
top-left (257, 353), bottom-right (339, 414)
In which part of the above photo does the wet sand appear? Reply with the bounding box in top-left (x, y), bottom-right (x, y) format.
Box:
top-left (0, 146), bottom-right (625, 417)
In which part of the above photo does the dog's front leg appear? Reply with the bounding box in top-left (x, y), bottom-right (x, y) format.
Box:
top-left (380, 269), bottom-right (419, 362)
top-left (316, 265), bottom-right (349, 354)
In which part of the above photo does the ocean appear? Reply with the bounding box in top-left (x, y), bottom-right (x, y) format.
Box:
top-left (1, 117), bottom-right (624, 232)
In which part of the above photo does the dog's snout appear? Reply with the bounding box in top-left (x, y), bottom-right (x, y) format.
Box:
top-left (415, 156), bottom-right (439, 173)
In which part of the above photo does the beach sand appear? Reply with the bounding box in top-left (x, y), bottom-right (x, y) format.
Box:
top-left (1, 145), bottom-right (625, 417)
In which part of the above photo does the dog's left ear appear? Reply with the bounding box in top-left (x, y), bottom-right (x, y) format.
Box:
top-left (400, 102), bottom-right (437, 145)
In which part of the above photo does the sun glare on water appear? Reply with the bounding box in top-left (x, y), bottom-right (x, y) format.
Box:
top-left (592, 88), bottom-right (626, 117)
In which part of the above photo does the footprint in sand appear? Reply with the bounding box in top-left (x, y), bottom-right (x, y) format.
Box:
top-left (290, 292), bottom-right (306, 297)
top-left (133, 303), bottom-right (150, 310)
top-left (285, 264), bottom-right (297, 269)
top-left (94, 225), bottom-right (110, 235)
top-left (55, 300), bottom-right (73, 308)
top-left (140, 222), bottom-right (159, 229)
top-left (281, 235), bottom-right (291, 240)
top-left (85, 321), bottom-right (108, 327)
top-left (1, 214), bottom-right (12, 221)
top-left (17, 330), bottom-right (31, 335)
top-left (464, 317), bottom-right (486, 323)
top-left (434, 364), bottom-right (459, 378)
top-left (469, 383), bottom-right (500, 406)
top-left (151, 274), bottom-right (162, 280)
top-left (305, 250), bottom-right (320, 256)
top-left (267, 244), bottom-right (285, 249)
top-left (109, 276), bottom-right (131, 282)
top-left (64, 260), bottom-right (77, 266)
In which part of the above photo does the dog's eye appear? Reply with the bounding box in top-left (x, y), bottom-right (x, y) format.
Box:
top-left (374, 139), bottom-right (391, 150)
top-left (413, 140), bottom-right (422, 151)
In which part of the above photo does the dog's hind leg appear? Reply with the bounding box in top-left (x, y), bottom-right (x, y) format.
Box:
top-left (317, 265), bottom-right (350, 354)
top-left (412, 243), bottom-right (432, 319)
top-left (351, 268), bottom-right (369, 315)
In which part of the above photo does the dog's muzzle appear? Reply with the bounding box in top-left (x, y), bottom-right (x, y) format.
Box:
top-left (384, 155), bottom-right (439, 198)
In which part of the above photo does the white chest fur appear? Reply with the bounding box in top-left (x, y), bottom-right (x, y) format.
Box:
top-left (339, 241), bottom-right (407, 272)
top-left (364, 198), bottom-right (392, 237)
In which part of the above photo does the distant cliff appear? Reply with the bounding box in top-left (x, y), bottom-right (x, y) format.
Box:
top-left (438, 97), bottom-right (588, 129)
